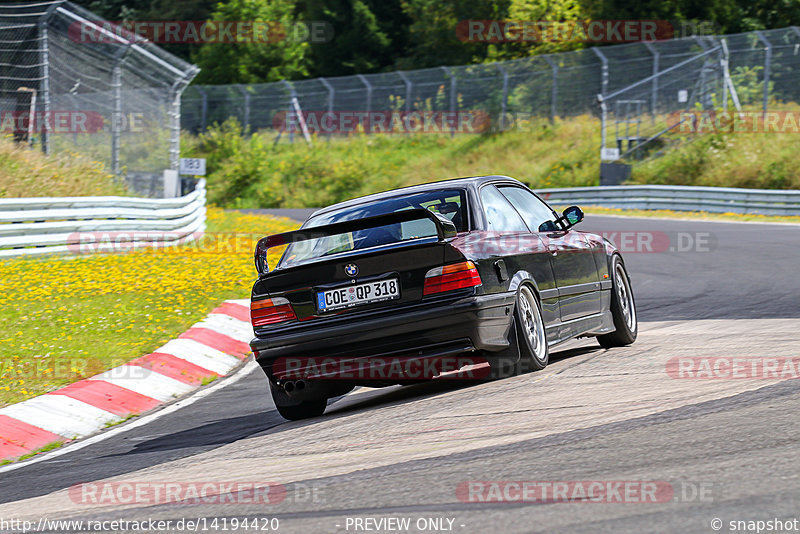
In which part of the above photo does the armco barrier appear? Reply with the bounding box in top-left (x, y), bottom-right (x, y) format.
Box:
top-left (536, 185), bottom-right (800, 216)
top-left (0, 179), bottom-right (206, 258)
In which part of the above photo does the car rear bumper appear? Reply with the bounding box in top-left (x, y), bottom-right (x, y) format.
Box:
top-left (250, 292), bottom-right (516, 365)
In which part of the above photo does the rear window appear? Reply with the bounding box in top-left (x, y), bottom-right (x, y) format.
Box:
top-left (279, 189), bottom-right (467, 267)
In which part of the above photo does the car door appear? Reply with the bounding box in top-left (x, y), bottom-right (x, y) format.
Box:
top-left (476, 184), bottom-right (560, 328)
top-left (496, 185), bottom-right (602, 322)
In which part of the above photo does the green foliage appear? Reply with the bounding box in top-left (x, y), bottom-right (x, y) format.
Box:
top-left (191, 0), bottom-right (310, 84)
top-left (303, 0), bottom-right (403, 77)
top-left (72, 0), bottom-right (800, 81)
top-left (187, 110), bottom-right (800, 211)
top-left (729, 65), bottom-right (773, 106)
top-left (634, 117), bottom-right (800, 190)
top-left (185, 115), bottom-right (602, 208)
top-left (583, 0), bottom-right (800, 35)
top-left (396, 0), bottom-right (510, 69)
top-left (487, 0), bottom-right (588, 61)
top-left (0, 137), bottom-right (123, 198)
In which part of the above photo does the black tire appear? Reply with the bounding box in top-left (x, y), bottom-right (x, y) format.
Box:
top-left (598, 255), bottom-right (638, 348)
top-left (515, 285), bottom-right (549, 372)
top-left (269, 380), bottom-right (327, 421)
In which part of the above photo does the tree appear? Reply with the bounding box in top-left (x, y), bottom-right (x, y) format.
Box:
top-left (396, 0), bottom-right (511, 69)
top-left (303, 0), bottom-right (407, 77)
top-left (69, 0), bottom-right (218, 62)
top-left (486, 0), bottom-right (588, 61)
top-left (192, 0), bottom-right (311, 84)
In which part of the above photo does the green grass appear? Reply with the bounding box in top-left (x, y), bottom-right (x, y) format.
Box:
top-left (184, 111), bottom-right (800, 210)
top-left (183, 116), bottom-right (601, 208)
top-left (0, 137), bottom-right (124, 198)
top-left (104, 413), bottom-right (140, 428)
top-left (15, 441), bottom-right (64, 462)
top-left (0, 209), bottom-right (298, 407)
top-left (201, 375), bottom-right (219, 386)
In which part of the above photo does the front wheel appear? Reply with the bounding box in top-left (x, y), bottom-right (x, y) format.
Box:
top-left (269, 380), bottom-right (327, 421)
top-left (598, 256), bottom-right (637, 348)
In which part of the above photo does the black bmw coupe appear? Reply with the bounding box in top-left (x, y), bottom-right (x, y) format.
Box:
top-left (250, 176), bottom-right (637, 420)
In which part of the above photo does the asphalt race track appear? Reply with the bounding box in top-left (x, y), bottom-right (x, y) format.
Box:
top-left (1, 214), bottom-right (799, 534)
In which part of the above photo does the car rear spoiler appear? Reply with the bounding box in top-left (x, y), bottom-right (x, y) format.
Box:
top-left (254, 208), bottom-right (457, 274)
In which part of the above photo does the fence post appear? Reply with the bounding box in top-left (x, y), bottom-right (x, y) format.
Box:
top-left (357, 74), bottom-right (372, 133)
top-left (598, 94), bottom-right (607, 152)
top-left (319, 77), bottom-right (334, 138)
top-left (237, 84), bottom-right (250, 131)
top-left (592, 48), bottom-right (609, 99)
top-left (111, 63), bottom-right (121, 175)
top-left (643, 42), bottom-right (659, 118)
top-left (755, 31), bottom-right (772, 118)
top-left (720, 40), bottom-right (728, 111)
top-left (169, 82), bottom-right (182, 171)
top-left (282, 80), bottom-right (296, 143)
top-left (543, 55), bottom-right (558, 123)
top-left (38, 18), bottom-right (50, 155)
top-left (439, 65), bottom-right (457, 111)
top-left (357, 74), bottom-right (372, 114)
top-left (495, 64), bottom-right (509, 131)
top-left (397, 71), bottom-right (412, 113)
top-left (196, 87), bottom-right (208, 132)
top-left (439, 66), bottom-right (456, 136)
top-left (110, 44), bottom-right (132, 176)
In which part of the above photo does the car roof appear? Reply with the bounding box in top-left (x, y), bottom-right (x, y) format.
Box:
top-left (309, 175), bottom-right (524, 219)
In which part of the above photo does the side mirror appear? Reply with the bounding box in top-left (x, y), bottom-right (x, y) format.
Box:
top-left (538, 220), bottom-right (559, 232)
top-left (537, 206), bottom-right (584, 233)
top-left (561, 205), bottom-right (584, 229)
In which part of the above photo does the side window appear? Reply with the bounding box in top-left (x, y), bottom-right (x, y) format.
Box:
top-left (498, 186), bottom-right (556, 231)
top-left (480, 185), bottom-right (529, 232)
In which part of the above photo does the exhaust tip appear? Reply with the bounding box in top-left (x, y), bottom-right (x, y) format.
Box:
top-left (283, 381), bottom-right (295, 393)
top-left (295, 380), bottom-right (306, 391)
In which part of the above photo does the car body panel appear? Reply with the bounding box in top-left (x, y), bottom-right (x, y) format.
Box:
top-left (250, 175), bottom-right (622, 388)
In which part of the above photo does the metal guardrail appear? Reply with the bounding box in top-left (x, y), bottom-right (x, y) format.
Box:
top-left (0, 179), bottom-right (206, 258)
top-left (536, 185), bottom-right (800, 217)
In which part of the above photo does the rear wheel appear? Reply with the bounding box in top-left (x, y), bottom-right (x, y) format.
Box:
top-left (515, 285), bottom-right (549, 372)
top-left (268, 380), bottom-right (327, 421)
top-left (598, 256), bottom-right (637, 348)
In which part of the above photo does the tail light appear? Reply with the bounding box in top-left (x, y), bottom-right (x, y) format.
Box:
top-left (251, 297), bottom-right (297, 327)
top-left (423, 261), bottom-right (482, 296)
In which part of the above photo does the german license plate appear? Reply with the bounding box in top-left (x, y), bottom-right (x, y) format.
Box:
top-left (317, 278), bottom-right (400, 312)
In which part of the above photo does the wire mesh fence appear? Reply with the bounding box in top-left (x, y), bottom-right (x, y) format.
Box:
top-left (0, 1), bottom-right (198, 196)
top-left (182, 26), bottom-right (800, 152)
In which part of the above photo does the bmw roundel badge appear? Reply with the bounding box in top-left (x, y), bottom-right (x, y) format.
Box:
top-left (344, 263), bottom-right (359, 277)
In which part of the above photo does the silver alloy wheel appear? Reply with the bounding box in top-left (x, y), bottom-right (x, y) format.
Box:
top-left (518, 286), bottom-right (547, 362)
top-left (614, 263), bottom-right (636, 331)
